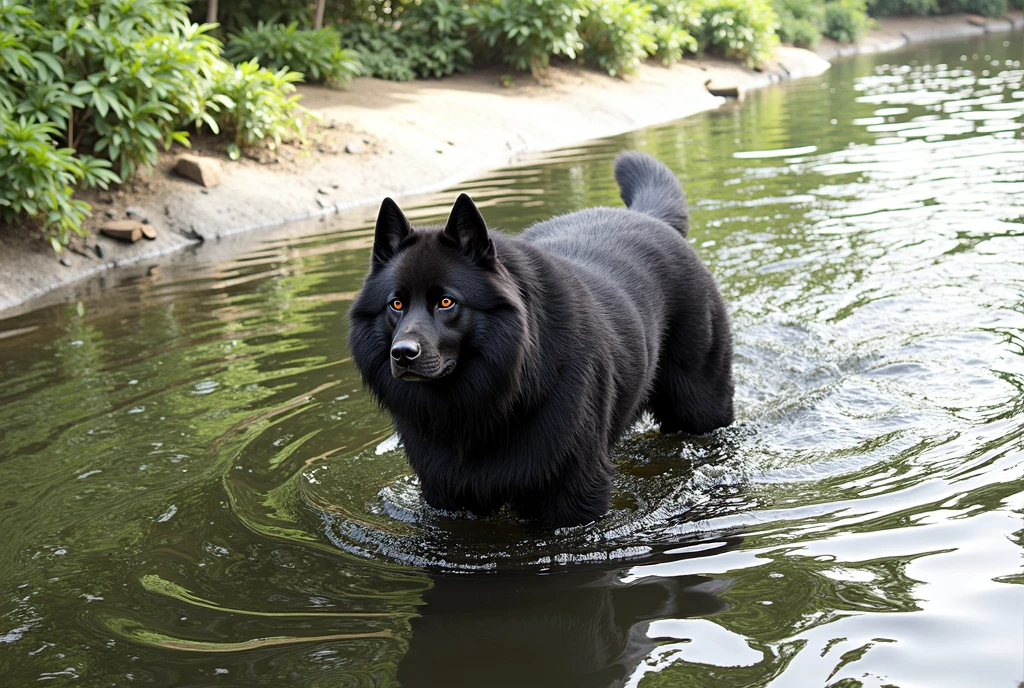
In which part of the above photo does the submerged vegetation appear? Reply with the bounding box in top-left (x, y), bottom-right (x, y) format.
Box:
top-left (2, 0), bottom-right (1013, 252)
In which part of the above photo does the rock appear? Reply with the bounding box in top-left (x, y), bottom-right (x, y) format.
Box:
top-left (174, 154), bottom-right (223, 188)
top-left (316, 198), bottom-right (328, 209)
top-left (318, 187), bottom-right (330, 195)
top-left (98, 192), bottom-right (115, 205)
top-left (125, 206), bottom-right (143, 219)
top-left (100, 220), bottom-right (144, 243)
top-left (363, 137), bottom-right (371, 144)
top-left (104, 209), bottom-right (117, 219)
top-left (705, 81), bottom-right (743, 99)
top-left (60, 257), bottom-right (72, 267)
top-left (94, 244), bottom-right (105, 259)
top-left (344, 141), bottom-right (364, 155)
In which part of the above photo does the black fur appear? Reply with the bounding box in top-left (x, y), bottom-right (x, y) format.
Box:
top-left (348, 151), bottom-right (734, 528)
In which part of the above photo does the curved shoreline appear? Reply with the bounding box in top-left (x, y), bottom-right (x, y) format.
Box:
top-left (1, 13), bottom-right (1021, 317)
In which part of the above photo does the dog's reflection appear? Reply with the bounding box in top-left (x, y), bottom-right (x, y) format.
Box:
top-left (397, 568), bottom-right (730, 688)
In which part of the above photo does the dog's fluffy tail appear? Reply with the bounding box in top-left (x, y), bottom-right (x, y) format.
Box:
top-left (614, 151), bottom-right (689, 237)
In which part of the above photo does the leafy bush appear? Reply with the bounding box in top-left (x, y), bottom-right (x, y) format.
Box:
top-left (338, 23), bottom-right (419, 81)
top-left (339, 0), bottom-right (472, 81)
top-left (824, 0), bottom-right (869, 42)
top-left (646, 0), bottom-right (701, 64)
top-left (189, 0), bottom-right (312, 34)
top-left (225, 23), bottom-right (362, 88)
top-left (0, 116), bottom-right (117, 251)
top-left (468, 0), bottom-right (588, 75)
top-left (580, 0), bottom-right (656, 76)
top-left (693, 0), bottom-right (779, 67)
top-left (938, 0), bottom-right (1008, 15)
top-left (865, 0), bottom-right (938, 14)
top-left (774, 0), bottom-right (824, 46)
top-left (206, 60), bottom-right (309, 156)
top-left (0, 0), bottom-right (312, 250)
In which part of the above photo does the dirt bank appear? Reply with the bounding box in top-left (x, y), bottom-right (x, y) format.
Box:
top-left (1, 13), bottom-right (1020, 316)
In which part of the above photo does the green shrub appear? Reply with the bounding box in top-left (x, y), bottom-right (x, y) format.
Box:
top-left (693, 0), bottom-right (779, 67)
top-left (774, 0), bottom-right (824, 46)
top-left (938, 0), bottom-right (1008, 15)
top-left (823, 0), bottom-right (869, 42)
top-left (865, 0), bottom-right (937, 15)
top-left (225, 23), bottom-right (362, 88)
top-left (206, 60), bottom-right (309, 154)
top-left (338, 23), bottom-right (418, 81)
top-left (580, 0), bottom-right (656, 76)
top-left (0, 116), bottom-right (117, 251)
top-left (468, 0), bottom-right (588, 75)
top-left (646, 0), bottom-right (701, 64)
top-left (0, 0), bottom-right (312, 250)
top-left (339, 0), bottom-right (472, 81)
top-left (392, 0), bottom-right (474, 78)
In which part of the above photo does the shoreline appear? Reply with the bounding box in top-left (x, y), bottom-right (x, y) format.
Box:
top-left (1, 12), bottom-right (1021, 317)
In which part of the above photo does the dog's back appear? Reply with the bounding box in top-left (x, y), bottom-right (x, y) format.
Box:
top-left (515, 152), bottom-right (734, 437)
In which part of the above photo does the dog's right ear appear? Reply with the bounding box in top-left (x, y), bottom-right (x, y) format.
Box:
top-left (372, 197), bottom-right (411, 267)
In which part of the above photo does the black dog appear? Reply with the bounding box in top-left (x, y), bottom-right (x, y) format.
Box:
top-left (349, 152), bottom-right (733, 528)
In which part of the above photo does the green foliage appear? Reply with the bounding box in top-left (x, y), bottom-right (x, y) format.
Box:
top-left (0, 0), bottom-right (311, 250)
top-left (773, 0), bottom-right (868, 46)
top-left (468, 0), bottom-right (588, 74)
top-left (188, 0), bottom-right (312, 34)
top-left (580, 0), bottom-right (656, 76)
top-left (206, 59), bottom-right (309, 149)
top-left (0, 116), bottom-right (117, 251)
top-left (869, 0), bottom-right (1010, 14)
top-left (646, 1), bottom-right (701, 64)
top-left (823, 0), bottom-right (869, 42)
top-left (865, 0), bottom-right (938, 14)
top-left (774, 0), bottom-right (825, 46)
top-left (693, 0), bottom-right (780, 67)
top-left (339, 0), bottom-right (473, 81)
top-left (338, 23), bottom-right (418, 81)
top-left (225, 23), bottom-right (362, 88)
top-left (938, 0), bottom-right (1008, 15)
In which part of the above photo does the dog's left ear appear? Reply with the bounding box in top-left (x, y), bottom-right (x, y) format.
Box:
top-left (444, 193), bottom-right (496, 264)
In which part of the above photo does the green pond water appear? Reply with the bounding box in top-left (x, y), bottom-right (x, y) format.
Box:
top-left (2, 33), bottom-right (1023, 687)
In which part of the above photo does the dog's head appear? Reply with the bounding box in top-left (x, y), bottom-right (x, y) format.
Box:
top-left (349, 194), bottom-right (528, 427)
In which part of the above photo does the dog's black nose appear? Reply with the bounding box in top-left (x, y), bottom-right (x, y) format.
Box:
top-left (391, 340), bottom-right (421, 362)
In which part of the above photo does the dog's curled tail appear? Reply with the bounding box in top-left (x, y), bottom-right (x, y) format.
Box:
top-left (614, 151), bottom-right (689, 237)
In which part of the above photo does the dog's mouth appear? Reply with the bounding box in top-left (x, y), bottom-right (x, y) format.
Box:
top-left (393, 359), bottom-right (457, 382)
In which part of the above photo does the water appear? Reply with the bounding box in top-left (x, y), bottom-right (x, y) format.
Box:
top-left (1, 34), bottom-right (1023, 686)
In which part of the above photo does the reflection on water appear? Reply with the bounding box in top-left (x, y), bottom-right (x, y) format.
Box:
top-left (1, 33), bottom-right (1023, 687)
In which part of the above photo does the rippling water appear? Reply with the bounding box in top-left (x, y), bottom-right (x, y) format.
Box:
top-left (1, 34), bottom-right (1023, 686)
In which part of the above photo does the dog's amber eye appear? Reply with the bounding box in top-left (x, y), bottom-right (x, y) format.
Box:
top-left (391, 299), bottom-right (403, 311)
top-left (439, 297), bottom-right (454, 309)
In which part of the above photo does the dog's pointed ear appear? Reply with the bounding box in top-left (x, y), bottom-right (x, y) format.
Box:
top-left (444, 193), bottom-right (496, 263)
top-left (372, 197), bottom-right (411, 267)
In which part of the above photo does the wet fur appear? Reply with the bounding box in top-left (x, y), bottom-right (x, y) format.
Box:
top-left (349, 152), bottom-right (734, 528)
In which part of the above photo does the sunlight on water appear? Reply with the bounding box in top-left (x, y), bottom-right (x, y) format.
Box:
top-left (0, 34), bottom-right (1022, 687)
